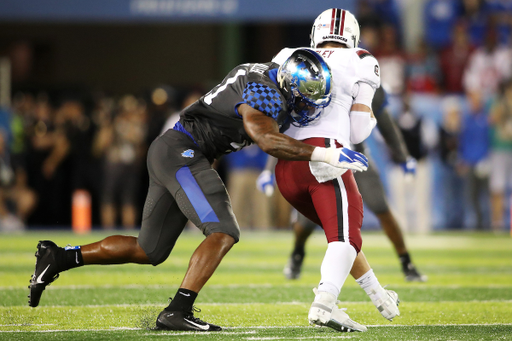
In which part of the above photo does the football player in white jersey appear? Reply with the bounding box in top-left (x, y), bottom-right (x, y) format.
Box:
top-left (271, 8), bottom-right (400, 332)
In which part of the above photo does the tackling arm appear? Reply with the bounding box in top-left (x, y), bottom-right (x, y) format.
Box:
top-left (240, 104), bottom-right (369, 171)
top-left (240, 104), bottom-right (314, 161)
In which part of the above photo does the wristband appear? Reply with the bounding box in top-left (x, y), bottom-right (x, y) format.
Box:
top-left (311, 147), bottom-right (327, 162)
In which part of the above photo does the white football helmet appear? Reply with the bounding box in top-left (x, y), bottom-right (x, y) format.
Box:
top-left (310, 8), bottom-right (360, 49)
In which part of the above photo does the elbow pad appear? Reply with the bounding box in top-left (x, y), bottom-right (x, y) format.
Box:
top-left (350, 111), bottom-right (377, 144)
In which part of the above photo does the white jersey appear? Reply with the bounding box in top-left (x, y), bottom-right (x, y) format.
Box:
top-left (273, 47), bottom-right (380, 148)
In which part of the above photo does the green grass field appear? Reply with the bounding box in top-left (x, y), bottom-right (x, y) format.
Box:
top-left (1, 229), bottom-right (511, 340)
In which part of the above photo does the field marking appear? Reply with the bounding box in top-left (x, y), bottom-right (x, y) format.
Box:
top-left (3, 299), bottom-right (512, 309)
top-left (2, 323), bottom-right (512, 333)
top-left (2, 283), bottom-right (512, 290)
top-left (0, 324), bottom-right (54, 326)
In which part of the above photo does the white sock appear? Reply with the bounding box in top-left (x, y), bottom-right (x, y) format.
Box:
top-left (355, 269), bottom-right (386, 303)
top-left (317, 241), bottom-right (357, 298)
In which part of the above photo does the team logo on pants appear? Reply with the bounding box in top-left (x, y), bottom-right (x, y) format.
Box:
top-left (182, 149), bottom-right (194, 158)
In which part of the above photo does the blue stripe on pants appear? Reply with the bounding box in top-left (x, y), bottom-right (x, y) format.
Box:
top-left (176, 166), bottom-right (220, 223)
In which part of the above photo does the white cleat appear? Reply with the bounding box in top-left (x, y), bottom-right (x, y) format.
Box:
top-left (373, 289), bottom-right (400, 321)
top-left (308, 288), bottom-right (337, 326)
top-left (308, 288), bottom-right (367, 332)
top-left (326, 306), bottom-right (367, 332)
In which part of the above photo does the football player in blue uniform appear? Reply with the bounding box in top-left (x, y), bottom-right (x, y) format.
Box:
top-left (28, 49), bottom-right (369, 332)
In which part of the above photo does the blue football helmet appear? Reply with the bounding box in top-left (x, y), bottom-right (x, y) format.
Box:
top-left (277, 49), bottom-right (332, 126)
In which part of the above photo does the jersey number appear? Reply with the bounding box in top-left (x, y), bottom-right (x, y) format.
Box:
top-left (204, 69), bottom-right (247, 105)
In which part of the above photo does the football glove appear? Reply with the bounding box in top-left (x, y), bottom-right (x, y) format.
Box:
top-left (400, 157), bottom-right (417, 175)
top-left (311, 147), bottom-right (369, 172)
top-left (256, 170), bottom-right (275, 197)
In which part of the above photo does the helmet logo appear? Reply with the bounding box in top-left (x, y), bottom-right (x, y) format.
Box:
top-left (374, 65), bottom-right (380, 76)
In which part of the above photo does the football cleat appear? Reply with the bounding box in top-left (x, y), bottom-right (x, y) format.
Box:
top-left (28, 240), bottom-right (61, 307)
top-left (308, 288), bottom-right (337, 326)
top-left (283, 252), bottom-right (304, 280)
top-left (155, 308), bottom-right (222, 331)
top-left (308, 288), bottom-right (366, 332)
top-left (403, 263), bottom-right (428, 282)
top-left (373, 289), bottom-right (400, 321)
top-left (326, 306), bottom-right (367, 332)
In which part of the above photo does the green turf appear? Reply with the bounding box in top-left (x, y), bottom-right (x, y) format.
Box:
top-left (1, 230), bottom-right (511, 340)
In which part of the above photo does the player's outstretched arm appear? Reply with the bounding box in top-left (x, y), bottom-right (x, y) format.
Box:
top-left (240, 104), bottom-right (368, 171)
top-left (240, 104), bottom-right (314, 161)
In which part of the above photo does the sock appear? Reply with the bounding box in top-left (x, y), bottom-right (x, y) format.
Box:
top-left (399, 252), bottom-right (413, 272)
top-left (292, 245), bottom-right (305, 259)
top-left (399, 252), bottom-right (411, 266)
top-left (56, 245), bottom-right (84, 272)
top-left (317, 242), bottom-right (357, 298)
top-left (166, 288), bottom-right (198, 313)
top-left (355, 269), bottom-right (385, 303)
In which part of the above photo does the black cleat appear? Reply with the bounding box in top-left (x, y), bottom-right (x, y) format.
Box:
top-left (283, 252), bottom-right (304, 280)
top-left (28, 240), bottom-right (61, 307)
top-left (155, 308), bottom-right (222, 331)
top-left (403, 263), bottom-right (428, 282)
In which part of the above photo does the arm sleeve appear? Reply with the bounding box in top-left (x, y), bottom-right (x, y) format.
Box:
top-left (376, 108), bottom-right (410, 163)
top-left (263, 154), bottom-right (278, 172)
top-left (350, 110), bottom-right (377, 144)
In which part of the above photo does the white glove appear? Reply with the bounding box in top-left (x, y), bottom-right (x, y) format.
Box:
top-left (256, 170), bottom-right (275, 197)
top-left (311, 147), bottom-right (369, 172)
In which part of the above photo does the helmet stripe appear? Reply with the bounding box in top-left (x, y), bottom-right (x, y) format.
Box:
top-left (330, 8), bottom-right (336, 34)
top-left (339, 9), bottom-right (346, 36)
top-left (334, 9), bottom-right (342, 35)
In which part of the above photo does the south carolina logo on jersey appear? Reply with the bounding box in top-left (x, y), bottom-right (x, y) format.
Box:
top-left (182, 149), bottom-right (194, 158)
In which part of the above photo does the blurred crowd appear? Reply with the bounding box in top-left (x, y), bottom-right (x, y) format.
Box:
top-left (0, 0), bottom-right (511, 232)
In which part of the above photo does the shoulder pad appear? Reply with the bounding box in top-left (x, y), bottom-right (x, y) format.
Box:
top-left (356, 49), bottom-right (374, 60)
top-left (355, 48), bottom-right (380, 89)
top-left (271, 48), bottom-right (296, 66)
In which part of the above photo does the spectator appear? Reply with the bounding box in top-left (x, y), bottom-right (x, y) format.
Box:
top-left (438, 96), bottom-right (465, 228)
top-left (222, 144), bottom-right (272, 230)
top-left (423, 0), bottom-right (463, 50)
top-left (26, 94), bottom-right (72, 226)
top-left (389, 94), bottom-right (438, 233)
top-left (94, 95), bottom-right (147, 230)
top-left (460, 0), bottom-right (506, 47)
top-left (440, 21), bottom-right (477, 94)
top-left (406, 38), bottom-right (441, 93)
top-left (375, 24), bottom-right (407, 96)
top-left (463, 25), bottom-right (512, 104)
top-left (359, 0), bottom-right (403, 44)
top-left (458, 94), bottom-right (491, 230)
top-left (489, 79), bottom-right (512, 231)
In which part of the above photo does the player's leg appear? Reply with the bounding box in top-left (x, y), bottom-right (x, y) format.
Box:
top-left (307, 168), bottom-right (366, 332)
top-left (284, 211), bottom-right (316, 279)
top-left (354, 156), bottom-right (427, 282)
top-left (149, 131), bottom-right (239, 331)
top-left (276, 141), bottom-right (366, 332)
top-left (28, 136), bottom-right (179, 308)
top-left (350, 251), bottom-right (400, 321)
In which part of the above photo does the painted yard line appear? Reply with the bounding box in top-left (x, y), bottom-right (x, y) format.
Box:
top-left (244, 337), bottom-right (354, 340)
top-left (2, 323), bottom-right (512, 333)
top-left (0, 324), bottom-right (55, 327)
top-left (3, 300), bottom-right (512, 309)
top-left (2, 283), bottom-right (512, 290)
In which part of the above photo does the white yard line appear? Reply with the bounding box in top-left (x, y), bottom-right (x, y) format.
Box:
top-left (2, 283), bottom-right (512, 290)
top-left (1, 323), bottom-right (512, 333)
top-left (2, 300), bottom-right (512, 309)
